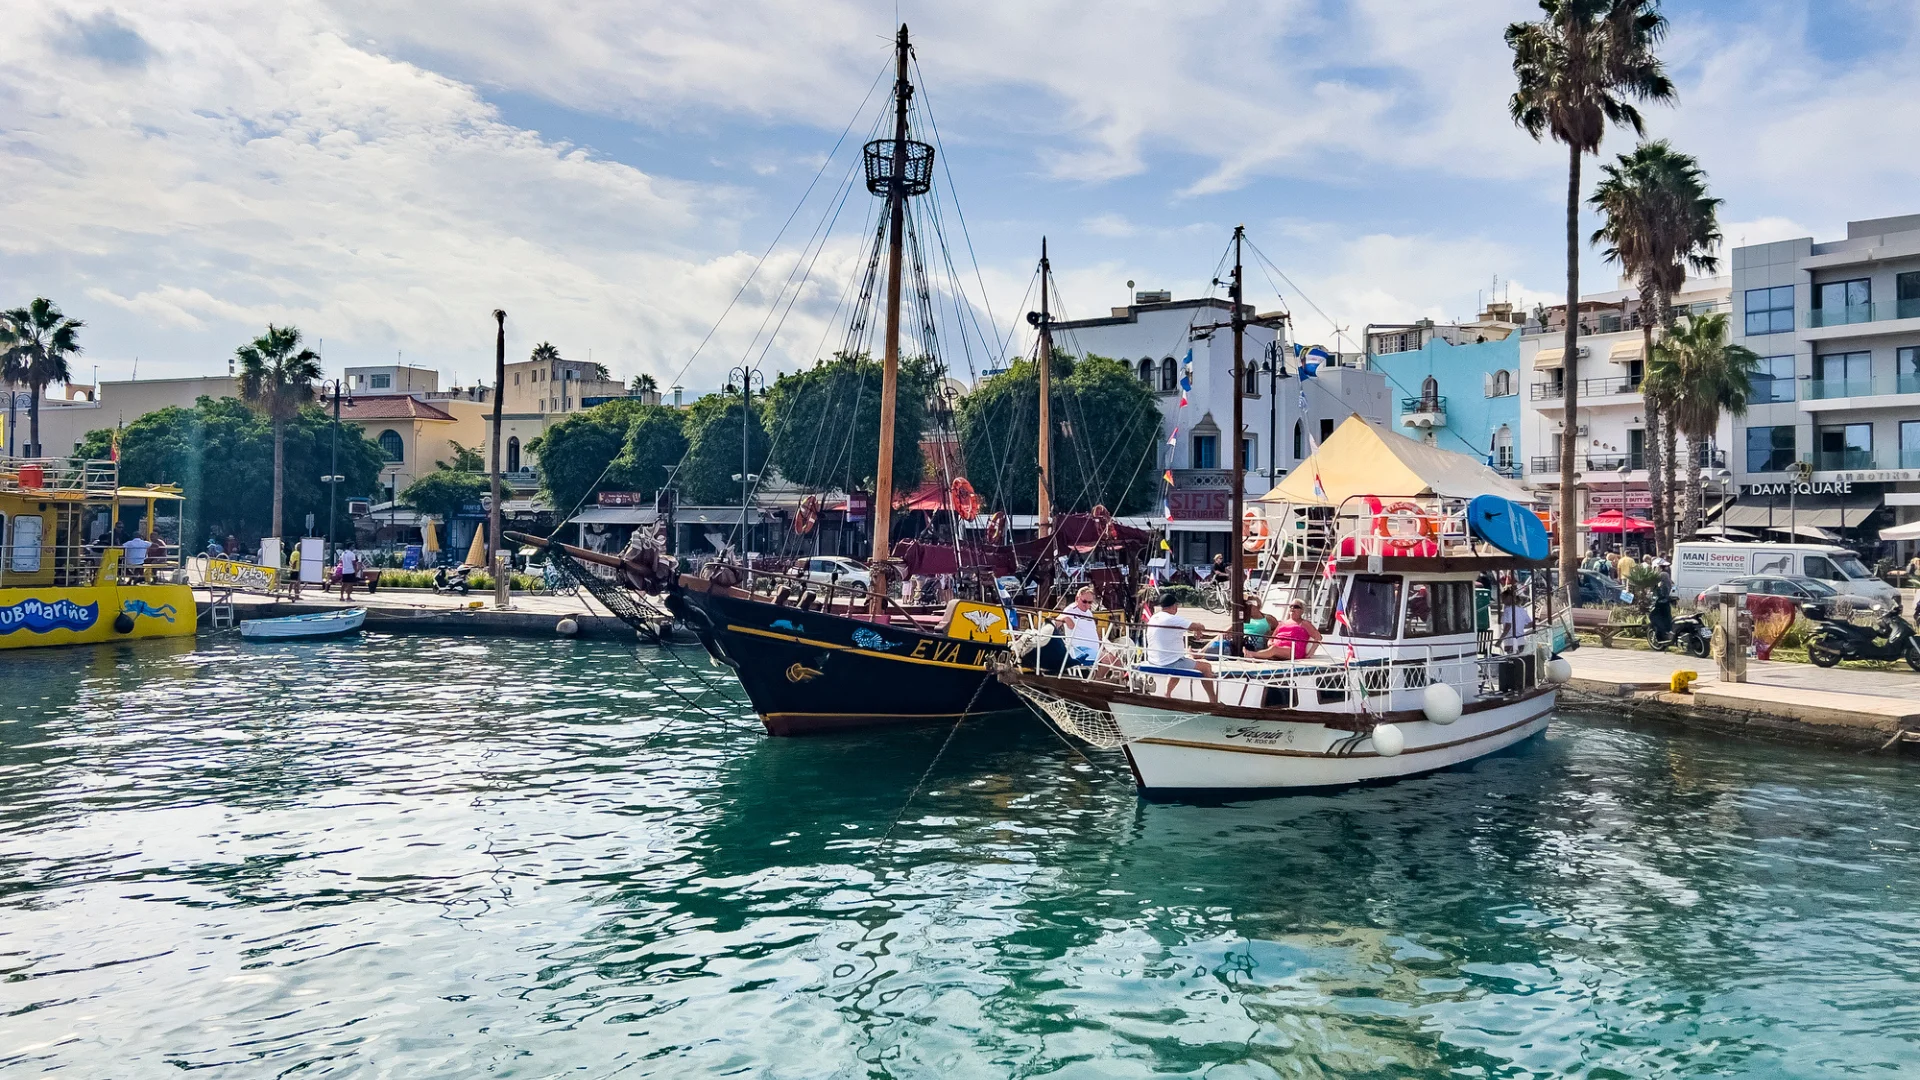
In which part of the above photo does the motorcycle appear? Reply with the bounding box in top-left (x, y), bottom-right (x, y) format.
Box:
top-left (1650, 611), bottom-right (1712, 658)
top-left (1803, 603), bottom-right (1920, 670)
top-left (433, 564), bottom-right (473, 596)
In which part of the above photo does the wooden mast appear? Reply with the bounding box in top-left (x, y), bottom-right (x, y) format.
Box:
top-left (869, 23), bottom-right (911, 589)
top-left (1228, 225), bottom-right (1246, 655)
top-left (1036, 238), bottom-right (1053, 534)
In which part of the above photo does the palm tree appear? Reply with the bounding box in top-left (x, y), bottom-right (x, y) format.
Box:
top-left (530, 341), bottom-right (561, 365)
top-left (1589, 140), bottom-right (1722, 555)
top-left (237, 325), bottom-right (322, 540)
top-left (0, 298), bottom-right (85, 457)
top-left (1507, 0), bottom-right (1675, 582)
top-left (1650, 312), bottom-right (1759, 540)
top-left (630, 372), bottom-right (659, 394)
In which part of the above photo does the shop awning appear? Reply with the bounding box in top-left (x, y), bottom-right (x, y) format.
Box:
top-left (1719, 502), bottom-right (1879, 531)
top-left (567, 506), bottom-right (658, 526)
top-left (1581, 509), bottom-right (1653, 532)
top-left (1880, 520), bottom-right (1920, 541)
top-left (1533, 348), bottom-right (1565, 369)
top-left (1609, 341), bottom-right (1643, 362)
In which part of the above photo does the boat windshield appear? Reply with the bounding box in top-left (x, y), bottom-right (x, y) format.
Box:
top-left (1344, 575), bottom-right (1401, 638)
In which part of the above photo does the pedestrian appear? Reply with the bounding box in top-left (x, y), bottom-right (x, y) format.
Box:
top-left (1145, 595), bottom-right (1217, 704)
top-left (338, 545), bottom-right (359, 602)
top-left (1618, 549), bottom-right (1639, 583)
top-left (1499, 587), bottom-right (1533, 653)
top-left (205, 536), bottom-right (223, 559)
top-left (224, 534), bottom-right (238, 557)
top-left (1648, 557), bottom-right (1674, 644)
top-left (287, 543), bottom-right (302, 600)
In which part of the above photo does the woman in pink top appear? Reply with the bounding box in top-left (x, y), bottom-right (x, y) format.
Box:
top-left (1248, 600), bottom-right (1321, 660)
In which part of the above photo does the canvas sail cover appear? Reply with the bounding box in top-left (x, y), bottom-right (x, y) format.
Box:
top-left (1258, 415), bottom-right (1532, 506)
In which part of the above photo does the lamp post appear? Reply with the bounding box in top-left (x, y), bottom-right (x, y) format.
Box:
top-left (323, 379), bottom-right (350, 567)
top-left (727, 364), bottom-right (765, 561)
top-left (1789, 459), bottom-right (1813, 540)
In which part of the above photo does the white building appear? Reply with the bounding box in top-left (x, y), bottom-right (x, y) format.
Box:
top-left (1518, 278), bottom-right (1734, 529)
top-left (1054, 294), bottom-right (1389, 563)
top-left (1726, 214), bottom-right (1920, 546)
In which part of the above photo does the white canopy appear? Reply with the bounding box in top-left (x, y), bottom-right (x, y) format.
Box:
top-left (1258, 415), bottom-right (1534, 506)
top-left (1879, 520), bottom-right (1920, 542)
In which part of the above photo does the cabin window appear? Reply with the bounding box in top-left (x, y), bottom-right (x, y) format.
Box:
top-left (10, 513), bottom-right (42, 573)
top-left (1405, 580), bottom-right (1475, 637)
top-left (1344, 574), bottom-right (1401, 638)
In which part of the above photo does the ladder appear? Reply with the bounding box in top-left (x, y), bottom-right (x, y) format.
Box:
top-left (208, 588), bottom-right (237, 631)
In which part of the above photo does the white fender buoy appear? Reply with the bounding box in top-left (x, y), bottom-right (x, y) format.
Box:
top-left (1421, 683), bottom-right (1462, 726)
top-left (1371, 722), bottom-right (1405, 757)
top-left (556, 617), bottom-right (579, 637)
top-left (1546, 657), bottom-right (1572, 684)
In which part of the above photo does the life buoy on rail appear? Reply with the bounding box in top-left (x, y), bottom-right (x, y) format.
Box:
top-left (1376, 500), bottom-right (1437, 554)
top-left (793, 494), bottom-right (821, 536)
top-left (985, 510), bottom-right (1010, 545)
top-left (1338, 495), bottom-right (1388, 557)
top-left (950, 477), bottom-right (982, 521)
top-left (1242, 509), bottom-right (1271, 553)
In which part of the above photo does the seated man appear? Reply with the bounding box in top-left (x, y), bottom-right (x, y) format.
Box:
top-left (1144, 595), bottom-right (1217, 704)
top-left (1247, 599), bottom-right (1321, 660)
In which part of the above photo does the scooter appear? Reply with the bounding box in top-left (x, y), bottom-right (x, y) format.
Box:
top-left (1650, 610), bottom-right (1712, 658)
top-left (433, 564), bottom-right (473, 596)
top-left (1804, 603), bottom-right (1920, 670)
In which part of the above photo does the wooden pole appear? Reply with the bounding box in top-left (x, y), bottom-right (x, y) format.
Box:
top-left (491, 309), bottom-right (509, 609)
top-left (869, 23), bottom-right (911, 606)
top-left (1037, 238), bottom-right (1053, 535)
top-left (1228, 226), bottom-right (1246, 655)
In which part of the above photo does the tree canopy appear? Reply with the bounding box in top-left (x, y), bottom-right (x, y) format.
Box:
top-left (528, 398), bottom-right (674, 515)
top-left (762, 353), bottom-right (936, 495)
top-left (678, 393), bottom-right (771, 506)
top-left (402, 468), bottom-right (491, 526)
top-left (79, 396), bottom-right (385, 546)
top-left (958, 351), bottom-right (1161, 516)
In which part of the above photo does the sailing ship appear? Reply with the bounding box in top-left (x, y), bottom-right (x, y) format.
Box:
top-left (998, 232), bottom-right (1572, 795)
top-left (0, 455), bottom-right (197, 650)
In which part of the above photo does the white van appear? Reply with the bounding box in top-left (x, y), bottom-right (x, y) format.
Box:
top-left (1673, 542), bottom-right (1898, 607)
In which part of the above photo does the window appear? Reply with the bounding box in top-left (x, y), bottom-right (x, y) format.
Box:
top-left (1159, 357), bottom-right (1177, 392)
top-left (1487, 369), bottom-right (1513, 397)
top-left (1492, 425), bottom-right (1514, 468)
top-left (1746, 425), bottom-right (1795, 473)
top-left (1319, 418), bottom-right (1335, 443)
top-left (506, 436), bottom-right (520, 473)
top-left (1902, 420), bottom-right (1920, 468)
top-left (1744, 286), bottom-right (1794, 335)
top-left (1802, 555), bottom-right (1844, 583)
top-left (1137, 357), bottom-right (1154, 385)
top-left (1899, 272), bottom-right (1920, 320)
top-left (370, 373), bottom-right (392, 389)
top-left (1816, 422), bottom-right (1872, 469)
top-left (1627, 429), bottom-right (1645, 471)
top-left (11, 513), bottom-right (42, 573)
top-left (1899, 347), bottom-right (1920, 395)
top-left (1190, 434), bottom-right (1218, 469)
top-left (1750, 355), bottom-right (1796, 403)
top-left (1240, 436), bottom-right (1256, 471)
top-left (1405, 580), bottom-right (1475, 637)
top-left (1293, 421), bottom-right (1305, 460)
top-left (377, 429), bottom-right (404, 462)
top-left (1243, 364), bottom-right (1258, 395)
top-left (514, 372), bottom-right (521, 385)
top-left (1814, 351), bottom-right (1871, 397)
top-left (1344, 575), bottom-right (1402, 639)
top-left (1814, 277), bottom-right (1870, 314)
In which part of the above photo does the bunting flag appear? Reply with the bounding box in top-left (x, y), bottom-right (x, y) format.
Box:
top-left (1177, 349), bottom-right (1194, 406)
top-left (1167, 426), bottom-right (1179, 447)
top-left (1162, 468), bottom-right (1174, 487)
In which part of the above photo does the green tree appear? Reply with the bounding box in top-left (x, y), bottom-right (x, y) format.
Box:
top-left (630, 372), bottom-right (659, 393)
top-left (0, 297), bottom-right (85, 457)
top-left (80, 397), bottom-right (384, 547)
top-left (1590, 140), bottom-right (1722, 555)
top-left (437, 439), bottom-right (486, 471)
top-left (959, 351), bottom-right (1161, 516)
top-left (236, 324), bottom-right (322, 539)
top-left (402, 468), bottom-right (491, 526)
top-left (607, 404), bottom-right (688, 499)
top-left (527, 398), bottom-right (653, 515)
top-left (678, 392), bottom-right (770, 506)
top-left (1508, 0), bottom-right (1675, 580)
top-left (1648, 312), bottom-right (1758, 540)
top-left (762, 352), bottom-right (934, 494)
top-left (531, 341), bottom-right (561, 366)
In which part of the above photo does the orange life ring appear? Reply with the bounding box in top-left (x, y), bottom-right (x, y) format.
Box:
top-left (1376, 500), bottom-right (1435, 552)
top-left (793, 494), bottom-right (820, 535)
top-left (950, 477), bottom-right (982, 520)
top-left (1242, 510), bottom-right (1271, 553)
top-left (986, 510), bottom-right (1009, 544)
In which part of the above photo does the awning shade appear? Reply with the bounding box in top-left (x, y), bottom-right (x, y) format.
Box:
top-left (568, 506), bottom-right (658, 526)
top-left (1609, 341), bottom-right (1643, 362)
top-left (1533, 348), bottom-right (1564, 368)
top-left (1879, 520), bottom-right (1920, 541)
top-left (1258, 415), bottom-right (1533, 506)
top-left (1719, 502), bottom-right (1878, 530)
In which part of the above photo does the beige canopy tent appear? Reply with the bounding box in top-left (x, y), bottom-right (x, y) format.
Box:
top-left (1258, 415), bottom-right (1534, 506)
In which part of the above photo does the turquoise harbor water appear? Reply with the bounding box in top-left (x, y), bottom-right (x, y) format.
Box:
top-left (3, 636), bottom-right (1918, 1077)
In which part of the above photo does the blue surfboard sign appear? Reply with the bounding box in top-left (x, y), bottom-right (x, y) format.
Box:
top-left (1467, 495), bottom-right (1550, 561)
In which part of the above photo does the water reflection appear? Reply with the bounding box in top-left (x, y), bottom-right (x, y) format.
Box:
top-left (1, 635), bottom-right (1916, 1077)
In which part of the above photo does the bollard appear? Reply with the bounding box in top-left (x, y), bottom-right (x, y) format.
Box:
top-left (1717, 585), bottom-right (1749, 684)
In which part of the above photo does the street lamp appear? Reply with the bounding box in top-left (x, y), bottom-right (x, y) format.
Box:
top-left (324, 379), bottom-right (352, 566)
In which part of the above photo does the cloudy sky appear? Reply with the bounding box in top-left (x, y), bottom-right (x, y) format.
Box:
top-left (2, 1), bottom-right (1915, 394)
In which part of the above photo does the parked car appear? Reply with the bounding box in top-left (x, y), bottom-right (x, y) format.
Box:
top-left (789, 556), bottom-right (871, 593)
top-left (1693, 575), bottom-right (1880, 616)
top-left (1575, 569), bottom-right (1622, 607)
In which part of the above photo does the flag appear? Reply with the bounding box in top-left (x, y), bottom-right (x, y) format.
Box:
top-left (1312, 471), bottom-right (1325, 501)
top-left (1167, 426), bottom-right (1178, 447)
top-left (1162, 468), bottom-right (1174, 487)
top-left (1177, 349), bottom-right (1193, 406)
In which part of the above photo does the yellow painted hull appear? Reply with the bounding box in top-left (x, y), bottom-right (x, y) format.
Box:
top-left (0, 583), bottom-right (197, 650)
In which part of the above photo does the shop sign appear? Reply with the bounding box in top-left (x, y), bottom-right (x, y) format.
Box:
top-left (1813, 469), bottom-right (1919, 485)
top-left (1168, 490), bottom-right (1230, 521)
top-left (1589, 490), bottom-right (1651, 510)
top-left (1741, 481), bottom-right (1857, 497)
top-left (598, 491), bottom-right (639, 507)
top-left (206, 558), bottom-right (279, 593)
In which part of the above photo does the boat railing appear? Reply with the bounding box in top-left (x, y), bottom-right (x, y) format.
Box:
top-left (718, 561), bottom-right (949, 625)
top-left (0, 456), bottom-right (119, 496)
top-left (1250, 495), bottom-right (1555, 571)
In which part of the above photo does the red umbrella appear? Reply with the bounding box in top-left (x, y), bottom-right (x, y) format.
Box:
top-left (1580, 508), bottom-right (1653, 532)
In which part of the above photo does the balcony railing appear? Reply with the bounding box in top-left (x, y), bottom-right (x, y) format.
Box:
top-left (1904, 450), bottom-right (1920, 469)
top-left (1807, 299), bottom-right (1920, 328)
top-left (1530, 375), bottom-right (1641, 401)
top-left (1489, 461), bottom-right (1522, 478)
top-left (1808, 377), bottom-right (1875, 399)
top-left (1815, 450), bottom-right (1875, 471)
top-left (1529, 455), bottom-right (1559, 474)
top-left (1399, 395), bottom-right (1448, 414)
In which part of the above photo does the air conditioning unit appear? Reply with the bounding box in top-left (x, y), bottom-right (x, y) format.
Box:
top-left (1575, 425), bottom-right (1589, 437)
top-left (346, 499), bottom-right (372, 516)
top-left (1574, 346), bottom-right (1591, 359)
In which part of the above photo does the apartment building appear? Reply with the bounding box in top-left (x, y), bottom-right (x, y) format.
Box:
top-left (1367, 303), bottom-right (1526, 477)
top-left (1727, 214), bottom-right (1920, 540)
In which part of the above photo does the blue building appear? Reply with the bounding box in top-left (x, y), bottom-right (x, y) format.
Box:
top-left (1365, 311), bottom-right (1524, 479)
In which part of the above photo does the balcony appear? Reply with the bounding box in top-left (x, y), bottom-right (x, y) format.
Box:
top-left (1807, 300), bottom-right (1920, 328)
top-left (1489, 461), bottom-right (1522, 478)
top-left (1815, 450), bottom-right (1875, 471)
top-left (1529, 375), bottom-right (1641, 402)
top-left (1905, 450), bottom-right (1920, 469)
top-left (1808, 378), bottom-right (1875, 399)
top-left (1399, 395), bottom-right (1447, 429)
top-left (1528, 455), bottom-right (1560, 475)
top-left (1800, 373), bottom-right (1920, 410)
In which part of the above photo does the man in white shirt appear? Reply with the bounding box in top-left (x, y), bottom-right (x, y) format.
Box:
top-left (1051, 585), bottom-right (1102, 673)
top-left (1145, 595), bottom-right (1216, 704)
top-left (338, 546), bottom-right (360, 601)
top-left (121, 534), bottom-right (151, 567)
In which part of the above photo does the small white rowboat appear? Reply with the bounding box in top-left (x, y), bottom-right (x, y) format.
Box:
top-left (239, 607), bottom-right (367, 640)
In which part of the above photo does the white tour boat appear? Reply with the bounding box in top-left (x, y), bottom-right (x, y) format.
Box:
top-left (1005, 417), bottom-right (1574, 797)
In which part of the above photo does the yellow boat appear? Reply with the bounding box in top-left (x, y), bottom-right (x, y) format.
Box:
top-left (0, 456), bottom-right (196, 650)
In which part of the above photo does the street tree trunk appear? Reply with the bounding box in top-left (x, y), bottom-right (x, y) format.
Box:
top-left (1661, 415), bottom-right (1680, 550)
top-left (1680, 431), bottom-right (1703, 542)
top-left (272, 415), bottom-right (286, 544)
top-left (28, 380), bottom-right (42, 457)
top-left (1559, 140), bottom-right (1582, 584)
top-left (1640, 319), bottom-right (1664, 557)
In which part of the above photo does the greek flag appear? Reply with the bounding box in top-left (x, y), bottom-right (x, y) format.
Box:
top-left (1178, 349), bottom-right (1193, 406)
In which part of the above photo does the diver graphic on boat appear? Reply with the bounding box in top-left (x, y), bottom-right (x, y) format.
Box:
top-left (122, 599), bottom-right (179, 623)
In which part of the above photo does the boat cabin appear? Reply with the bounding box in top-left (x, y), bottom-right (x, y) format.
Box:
top-left (0, 457), bottom-right (186, 589)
